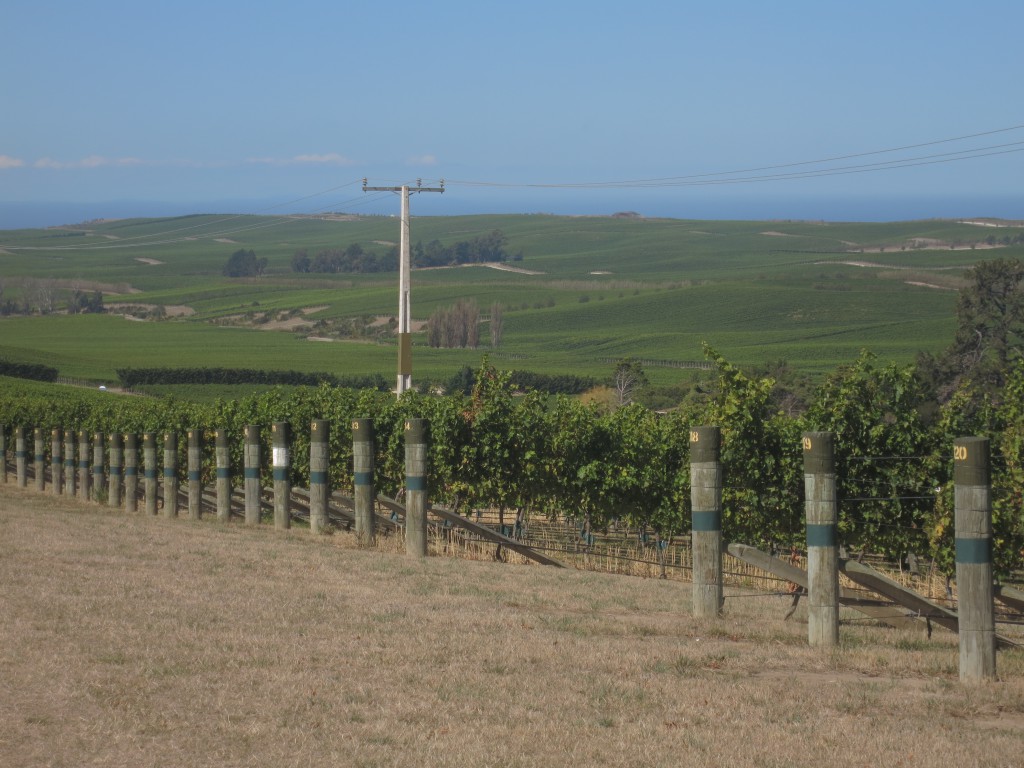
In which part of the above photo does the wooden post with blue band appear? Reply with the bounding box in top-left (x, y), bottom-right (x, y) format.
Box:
top-left (215, 429), bottom-right (230, 522)
top-left (16, 427), bottom-right (27, 488)
top-left (272, 422), bottom-right (290, 530)
top-left (162, 432), bottom-right (178, 518)
top-left (404, 418), bottom-right (428, 558)
top-left (690, 426), bottom-right (723, 618)
top-left (187, 429), bottom-right (202, 520)
top-left (91, 432), bottom-right (104, 502)
top-left (34, 428), bottom-right (46, 492)
top-left (954, 436), bottom-right (996, 682)
top-left (108, 433), bottom-right (122, 508)
top-left (50, 428), bottom-right (62, 496)
top-left (143, 432), bottom-right (158, 515)
top-left (78, 431), bottom-right (90, 502)
top-left (352, 418), bottom-right (375, 546)
top-left (309, 419), bottom-right (330, 534)
top-left (124, 433), bottom-right (138, 512)
top-left (803, 431), bottom-right (839, 647)
top-left (64, 429), bottom-right (76, 498)
top-left (244, 425), bottom-right (261, 525)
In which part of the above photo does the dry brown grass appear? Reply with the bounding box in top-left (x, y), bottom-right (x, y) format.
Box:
top-left (2, 485), bottom-right (1024, 768)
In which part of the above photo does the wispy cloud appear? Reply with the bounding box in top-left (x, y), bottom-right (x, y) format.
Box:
top-left (32, 155), bottom-right (143, 170)
top-left (0, 155), bottom-right (26, 169)
top-left (407, 154), bottom-right (438, 167)
top-left (247, 153), bottom-right (353, 167)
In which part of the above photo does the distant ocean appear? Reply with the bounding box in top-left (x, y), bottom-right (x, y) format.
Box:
top-left (0, 194), bottom-right (1020, 230)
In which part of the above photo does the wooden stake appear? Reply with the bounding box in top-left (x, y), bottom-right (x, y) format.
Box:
top-left (50, 428), bottom-right (62, 495)
top-left (954, 436), bottom-right (996, 682)
top-left (124, 433), bottom-right (138, 513)
top-left (162, 431), bottom-right (178, 518)
top-left (272, 422), bottom-right (290, 530)
top-left (34, 428), bottom-right (45, 492)
top-left (353, 418), bottom-right (375, 545)
top-left (143, 432), bottom-right (158, 515)
top-left (404, 418), bottom-right (428, 558)
top-left (244, 425), bottom-right (261, 525)
top-left (803, 431), bottom-right (839, 647)
top-left (108, 433), bottom-right (122, 508)
top-left (215, 429), bottom-right (231, 522)
top-left (16, 427), bottom-right (27, 488)
top-left (187, 429), bottom-right (202, 520)
top-left (309, 419), bottom-right (330, 535)
top-left (690, 425), bottom-right (723, 618)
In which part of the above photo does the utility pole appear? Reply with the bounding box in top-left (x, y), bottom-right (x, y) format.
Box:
top-left (363, 178), bottom-right (444, 395)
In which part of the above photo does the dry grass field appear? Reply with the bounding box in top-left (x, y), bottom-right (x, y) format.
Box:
top-left (2, 485), bottom-right (1023, 768)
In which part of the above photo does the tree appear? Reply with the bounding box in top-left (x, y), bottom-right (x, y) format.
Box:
top-left (490, 302), bottom-right (504, 348)
top-left (427, 300), bottom-right (480, 349)
top-left (223, 249), bottom-right (265, 277)
top-left (68, 288), bottom-right (104, 314)
top-left (940, 258), bottom-right (1024, 399)
top-left (291, 249), bottom-right (311, 273)
top-left (612, 358), bottom-right (648, 407)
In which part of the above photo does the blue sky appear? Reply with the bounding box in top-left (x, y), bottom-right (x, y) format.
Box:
top-left (2, 0), bottom-right (1022, 224)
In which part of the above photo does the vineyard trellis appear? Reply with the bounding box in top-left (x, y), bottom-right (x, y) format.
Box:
top-left (2, 350), bottom-right (1024, 578)
top-left (2, 414), bottom-right (1021, 681)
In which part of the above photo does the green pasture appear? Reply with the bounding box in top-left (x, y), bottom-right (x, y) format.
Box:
top-left (1, 213), bottom-right (1021, 389)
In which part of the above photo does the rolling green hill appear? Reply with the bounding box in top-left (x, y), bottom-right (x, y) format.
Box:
top-left (0, 213), bottom-right (1021, 387)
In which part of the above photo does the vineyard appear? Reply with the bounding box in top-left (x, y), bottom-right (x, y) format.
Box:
top-left (3, 347), bottom-right (1024, 581)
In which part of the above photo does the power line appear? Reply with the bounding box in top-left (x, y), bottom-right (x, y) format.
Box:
top-left (445, 123), bottom-right (1024, 189)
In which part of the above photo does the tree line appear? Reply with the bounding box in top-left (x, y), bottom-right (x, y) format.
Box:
top-left (0, 278), bottom-right (105, 316)
top-left (288, 230), bottom-right (520, 275)
top-left (116, 367), bottom-right (388, 391)
top-left (0, 360), bottom-right (59, 383)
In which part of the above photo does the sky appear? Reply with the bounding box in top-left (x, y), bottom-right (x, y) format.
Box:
top-left (1, 0), bottom-right (1022, 227)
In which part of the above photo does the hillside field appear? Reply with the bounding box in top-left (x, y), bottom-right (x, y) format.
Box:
top-left (1, 213), bottom-right (1022, 386)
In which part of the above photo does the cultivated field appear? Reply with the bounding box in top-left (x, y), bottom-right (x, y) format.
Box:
top-left (2, 484), bottom-right (1023, 767)
top-left (2, 214), bottom-right (1022, 386)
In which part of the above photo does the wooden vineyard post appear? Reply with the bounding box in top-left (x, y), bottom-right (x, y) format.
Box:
top-left (91, 432), bottom-right (104, 502)
top-left (954, 436), bottom-right (996, 682)
top-left (803, 431), bottom-right (839, 648)
top-left (50, 428), bottom-right (62, 496)
top-left (244, 425), bottom-right (261, 525)
top-left (187, 430), bottom-right (202, 520)
top-left (144, 432), bottom-right (158, 516)
top-left (16, 427), bottom-right (27, 488)
top-left (272, 422), bottom-right (290, 530)
top-left (124, 433), bottom-right (138, 513)
top-left (64, 429), bottom-right (76, 498)
top-left (353, 418), bottom-right (375, 546)
top-left (690, 426), bottom-right (723, 618)
top-left (0, 424), bottom-right (6, 484)
top-left (34, 428), bottom-right (46, 492)
top-left (309, 419), bottom-right (330, 535)
top-left (404, 418), bottom-right (429, 558)
top-left (108, 433), bottom-right (122, 508)
top-left (163, 431), bottom-right (178, 518)
top-left (77, 431), bottom-right (90, 502)
top-left (215, 429), bottom-right (231, 522)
